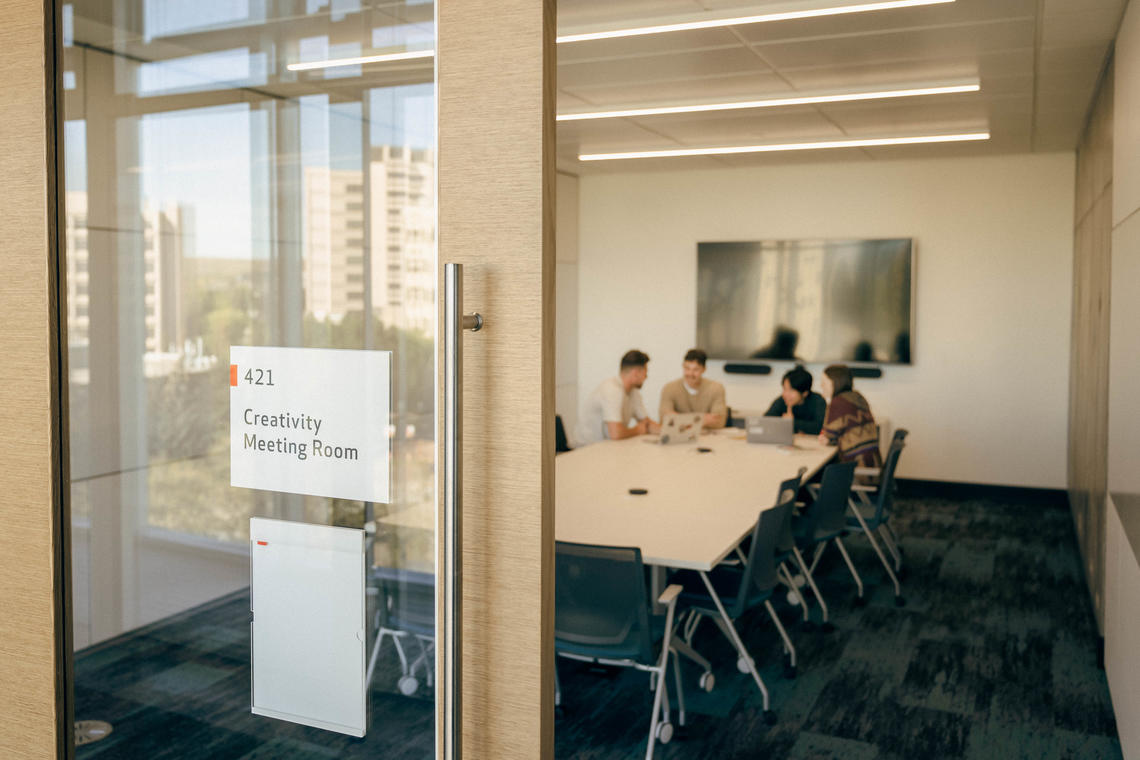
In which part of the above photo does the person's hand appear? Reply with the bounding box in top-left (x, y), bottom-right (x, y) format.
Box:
top-left (635, 419), bottom-right (649, 435)
top-left (782, 410), bottom-right (794, 420)
top-left (702, 413), bottom-right (719, 428)
top-left (647, 419), bottom-right (661, 435)
top-left (818, 432), bottom-right (831, 445)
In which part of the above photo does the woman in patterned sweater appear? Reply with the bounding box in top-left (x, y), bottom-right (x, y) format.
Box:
top-left (818, 364), bottom-right (882, 470)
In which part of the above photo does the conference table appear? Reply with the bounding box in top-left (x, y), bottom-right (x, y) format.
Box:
top-left (555, 427), bottom-right (836, 705)
top-left (375, 427), bottom-right (836, 703)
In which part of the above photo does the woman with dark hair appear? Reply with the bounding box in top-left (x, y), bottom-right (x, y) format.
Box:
top-left (819, 364), bottom-right (882, 469)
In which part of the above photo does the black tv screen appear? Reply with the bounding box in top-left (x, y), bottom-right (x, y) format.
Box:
top-left (697, 238), bottom-right (913, 364)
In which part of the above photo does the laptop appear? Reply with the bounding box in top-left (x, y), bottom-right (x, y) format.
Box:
top-left (653, 412), bottom-right (703, 445)
top-left (745, 416), bottom-right (794, 445)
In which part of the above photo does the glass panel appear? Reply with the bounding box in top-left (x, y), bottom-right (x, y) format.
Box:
top-left (63, 1), bottom-right (437, 755)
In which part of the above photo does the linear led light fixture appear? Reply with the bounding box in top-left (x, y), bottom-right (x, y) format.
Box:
top-left (289, 0), bottom-right (955, 70)
top-left (557, 82), bottom-right (979, 121)
top-left (287, 49), bottom-right (433, 71)
top-left (556, 0), bottom-right (955, 43)
top-left (578, 131), bottom-right (989, 161)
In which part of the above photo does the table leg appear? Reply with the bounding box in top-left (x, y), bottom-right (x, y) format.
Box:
top-left (699, 571), bottom-right (770, 711)
top-left (650, 565), bottom-right (667, 614)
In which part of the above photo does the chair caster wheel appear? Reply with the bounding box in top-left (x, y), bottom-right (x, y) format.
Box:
top-left (853, 595), bottom-right (867, 608)
top-left (699, 672), bottom-right (715, 692)
top-left (736, 656), bottom-right (752, 674)
top-left (656, 721), bottom-right (674, 744)
top-left (764, 710), bottom-right (777, 726)
top-left (398, 675), bottom-right (419, 696)
top-left (821, 622), bottom-right (836, 634)
top-left (894, 596), bottom-right (907, 608)
top-left (783, 662), bottom-right (797, 680)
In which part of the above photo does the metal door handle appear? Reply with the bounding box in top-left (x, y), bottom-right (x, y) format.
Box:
top-left (443, 263), bottom-right (481, 760)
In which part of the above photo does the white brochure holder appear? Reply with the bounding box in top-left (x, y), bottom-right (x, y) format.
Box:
top-left (250, 517), bottom-right (367, 736)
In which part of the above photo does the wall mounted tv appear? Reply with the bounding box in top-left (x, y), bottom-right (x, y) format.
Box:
top-left (697, 238), bottom-right (913, 365)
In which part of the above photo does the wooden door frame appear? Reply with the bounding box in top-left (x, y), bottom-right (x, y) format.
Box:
top-left (0, 0), bottom-right (74, 758)
top-left (437, 1), bottom-right (557, 757)
top-left (0, 0), bottom-right (557, 756)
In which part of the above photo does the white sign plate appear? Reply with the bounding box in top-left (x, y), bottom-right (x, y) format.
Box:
top-left (230, 346), bottom-right (391, 502)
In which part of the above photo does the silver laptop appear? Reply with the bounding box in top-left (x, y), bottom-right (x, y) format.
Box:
top-left (655, 412), bottom-right (703, 445)
top-left (746, 416), bottom-right (794, 445)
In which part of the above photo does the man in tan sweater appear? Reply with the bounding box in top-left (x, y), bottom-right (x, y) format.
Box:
top-left (658, 348), bottom-right (727, 429)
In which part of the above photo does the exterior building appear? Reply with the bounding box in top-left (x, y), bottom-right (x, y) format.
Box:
top-left (302, 145), bottom-right (435, 334)
top-left (64, 191), bottom-right (187, 356)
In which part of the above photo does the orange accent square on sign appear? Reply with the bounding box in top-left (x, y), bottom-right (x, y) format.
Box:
top-left (230, 364), bottom-right (238, 386)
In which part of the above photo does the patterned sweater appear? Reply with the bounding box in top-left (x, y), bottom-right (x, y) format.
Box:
top-left (822, 390), bottom-right (882, 470)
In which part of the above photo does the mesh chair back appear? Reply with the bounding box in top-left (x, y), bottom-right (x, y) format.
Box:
top-left (807, 461), bottom-right (857, 538)
top-left (872, 432), bottom-right (907, 522)
top-left (774, 467), bottom-right (807, 555)
top-left (733, 475), bottom-right (800, 618)
top-left (376, 568), bottom-right (436, 637)
top-left (555, 541), bottom-right (653, 663)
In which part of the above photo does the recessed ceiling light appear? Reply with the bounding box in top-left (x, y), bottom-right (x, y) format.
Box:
top-left (578, 131), bottom-right (990, 161)
top-left (556, 0), bottom-right (956, 44)
top-left (557, 83), bottom-right (979, 121)
top-left (289, 0), bottom-right (956, 71)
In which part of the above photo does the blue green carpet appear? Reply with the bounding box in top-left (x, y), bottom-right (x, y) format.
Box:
top-left (73, 485), bottom-right (1120, 759)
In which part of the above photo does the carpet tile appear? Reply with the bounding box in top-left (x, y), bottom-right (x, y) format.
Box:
top-left (73, 486), bottom-right (1121, 759)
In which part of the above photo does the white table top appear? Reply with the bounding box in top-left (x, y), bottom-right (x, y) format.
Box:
top-left (555, 429), bottom-right (836, 572)
top-left (376, 428), bottom-right (835, 572)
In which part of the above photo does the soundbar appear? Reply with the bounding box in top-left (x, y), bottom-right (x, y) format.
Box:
top-left (724, 363), bottom-right (771, 375)
top-left (723, 363), bottom-right (883, 379)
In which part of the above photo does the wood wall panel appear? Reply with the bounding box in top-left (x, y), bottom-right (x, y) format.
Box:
top-left (0, 0), bottom-right (69, 757)
top-left (437, 0), bottom-right (556, 757)
top-left (1069, 60), bottom-right (1114, 633)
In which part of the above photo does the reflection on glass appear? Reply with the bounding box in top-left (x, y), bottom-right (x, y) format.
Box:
top-left (697, 239), bottom-right (914, 364)
top-left (64, 1), bottom-right (437, 755)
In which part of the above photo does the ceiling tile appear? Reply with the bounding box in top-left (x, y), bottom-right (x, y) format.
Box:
top-left (1042, 9), bottom-right (1123, 48)
top-left (732, 0), bottom-right (1037, 44)
top-left (557, 0), bottom-right (706, 28)
top-left (557, 28), bottom-right (742, 62)
top-left (749, 19), bottom-right (1036, 70)
top-left (633, 107), bottom-right (846, 143)
top-left (559, 45), bottom-right (770, 90)
top-left (560, 71), bottom-right (795, 107)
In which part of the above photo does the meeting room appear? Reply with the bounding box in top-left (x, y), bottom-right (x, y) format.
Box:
top-left (5, 1), bottom-right (1140, 759)
top-left (550, 0), bottom-right (1138, 757)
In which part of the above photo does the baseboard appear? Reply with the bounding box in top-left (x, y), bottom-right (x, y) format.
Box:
top-left (896, 478), bottom-right (1068, 508)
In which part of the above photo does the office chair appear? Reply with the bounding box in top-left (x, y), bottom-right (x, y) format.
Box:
top-left (367, 567), bottom-right (436, 696)
top-left (673, 473), bottom-right (802, 718)
top-left (797, 461), bottom-right (863, 614)
top-left (554, 541), bottom-right (684, 760)
top-left (846, 431), bottom-right (908, 606)
top-left (555, 414), bottom-right (572, 453)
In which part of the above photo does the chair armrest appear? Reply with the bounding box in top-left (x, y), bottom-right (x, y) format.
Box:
top-left (854, 467), bottom-right (880, 478)
top-left (657, 584), bottom-right (683, 606)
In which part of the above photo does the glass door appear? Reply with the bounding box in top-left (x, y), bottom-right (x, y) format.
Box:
top-left (63, 1), bottom-right (442, 755)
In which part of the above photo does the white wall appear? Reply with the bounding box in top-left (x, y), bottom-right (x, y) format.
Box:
top-left (1106, 495), bottom-right (1140, 760)
top-left (577, 152), bottom-right (1075, 488)
top-left (1106, 5), bottom-right (1140, 753)
top-left (1110, 0), bottom-right (1140, 498)
top-left (556, 172), bottom-right (580, 438)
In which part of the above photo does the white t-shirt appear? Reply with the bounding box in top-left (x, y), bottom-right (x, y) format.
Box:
top-left (575, 376), bottom-right (648, 446)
